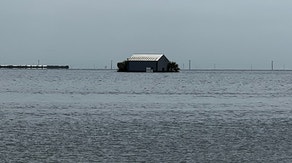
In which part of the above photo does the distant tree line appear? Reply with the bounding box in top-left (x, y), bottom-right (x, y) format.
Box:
top-left (167, 62), bottom-right (180, 72)
top-left (117, 61), bottom-right (129, 72)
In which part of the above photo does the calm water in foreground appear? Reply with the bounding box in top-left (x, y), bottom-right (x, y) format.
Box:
top-left (1, 69), bottom-right (292, 162)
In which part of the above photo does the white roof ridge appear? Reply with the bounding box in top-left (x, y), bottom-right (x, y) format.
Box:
top-left (128, 54), bottom-right (164, 61)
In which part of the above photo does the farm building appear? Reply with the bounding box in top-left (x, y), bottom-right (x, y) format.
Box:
top-left (117, 54), bottom-right (180, 72)
top-left (127, 54), bottom-right (170, 72)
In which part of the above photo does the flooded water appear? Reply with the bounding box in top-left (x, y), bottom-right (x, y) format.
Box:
top-left (1, 69), bottom-right (292, 162)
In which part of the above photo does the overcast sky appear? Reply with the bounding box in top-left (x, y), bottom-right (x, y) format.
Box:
top-left (1, 0), bottom-right (292, 69)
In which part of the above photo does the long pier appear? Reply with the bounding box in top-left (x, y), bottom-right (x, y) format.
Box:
top-left (0, 65), bottom-right (69, 69)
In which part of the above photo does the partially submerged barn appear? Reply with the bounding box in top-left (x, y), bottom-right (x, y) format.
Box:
top-left (117, 54), bottom-right (179, 72)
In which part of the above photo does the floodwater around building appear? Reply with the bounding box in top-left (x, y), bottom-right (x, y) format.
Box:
top-left (1, 69), bottom-right (292, 162)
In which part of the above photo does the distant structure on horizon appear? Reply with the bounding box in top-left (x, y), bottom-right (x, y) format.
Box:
top-left (0, 65), bottom-right (69, 69)
top-left (117, 53), bottom-right (179, 72)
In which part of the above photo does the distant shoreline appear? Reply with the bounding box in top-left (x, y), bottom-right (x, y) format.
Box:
top-left (181, 69), bottom-right (292, 72)
top-left (70, 69), bottom-right (292, 72)
top-left (1, 67), bottom-right (291, 72)
top-left (0, 65), bottom-right (69, 69)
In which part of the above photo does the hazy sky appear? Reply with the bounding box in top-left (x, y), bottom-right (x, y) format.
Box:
top-left (1, 0), bottom-right (292, 69)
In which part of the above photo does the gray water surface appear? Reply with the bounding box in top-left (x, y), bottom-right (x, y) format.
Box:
top-left (1, 70), bottom-right (292, 162)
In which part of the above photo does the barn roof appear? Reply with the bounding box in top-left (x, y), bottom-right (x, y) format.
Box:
top-left (128, 54), bottom-right (164, 61)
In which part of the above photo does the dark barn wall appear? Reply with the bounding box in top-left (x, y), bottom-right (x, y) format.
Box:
top-left (127, 61), bottom-right (157, 72)
top-left (157, 55), bottom-right (170, 72)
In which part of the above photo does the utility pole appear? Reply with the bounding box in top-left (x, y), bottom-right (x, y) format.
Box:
top-left (271, 60), bottom-right (274, 71)
top-left (189, 60), bottom-right (191, 70)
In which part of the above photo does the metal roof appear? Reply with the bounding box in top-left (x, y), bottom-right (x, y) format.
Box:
top-left (128, 54), bottom-right (164, 61)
